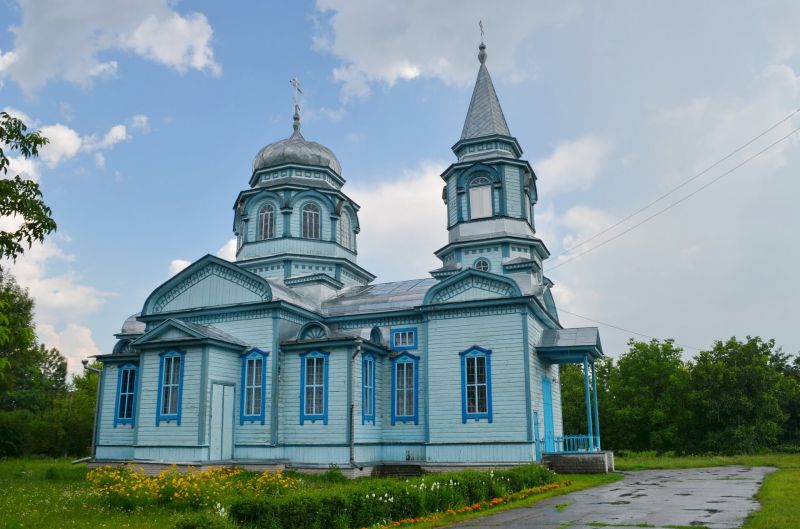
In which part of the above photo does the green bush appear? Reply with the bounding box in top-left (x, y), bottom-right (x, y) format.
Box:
top-left (228, 464), bottom-right (557, 529)
top-left (172, 512), bottom-right (231, 529)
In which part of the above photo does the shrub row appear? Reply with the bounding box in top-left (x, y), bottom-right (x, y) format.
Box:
top-left (228, 464), bottom-right (556, 529)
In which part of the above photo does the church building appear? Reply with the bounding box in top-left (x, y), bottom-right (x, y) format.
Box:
top-left (94, 42), bottom-right (605, 472)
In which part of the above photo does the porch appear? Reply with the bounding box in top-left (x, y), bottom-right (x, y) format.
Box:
top-left (536, 328), bottom-right (605, 458)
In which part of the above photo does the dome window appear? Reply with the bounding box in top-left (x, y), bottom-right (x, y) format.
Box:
top-left (474, 258), bottom-right (491, 272)
top-left (302, 203), bottom-right (321, 239)
top-left (469, 175), bottom-right (492, 219)
top-left (340, 213), bottom-right (352, 250)
top-left (259, 204), bottom-right (275, 240)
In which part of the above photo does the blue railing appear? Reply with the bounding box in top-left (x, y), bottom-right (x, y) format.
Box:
top-left (543, 434), bottom-right (601, 454)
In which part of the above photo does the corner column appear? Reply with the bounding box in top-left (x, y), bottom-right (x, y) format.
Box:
top-left (591, 361), bottom-right (601, 450)
top-left (583, 356), bottom-right (594, 451)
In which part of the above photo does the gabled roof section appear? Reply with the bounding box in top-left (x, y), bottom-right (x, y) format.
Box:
top-left (423, 269), bottom-right (522, 305)
top-left (142, 254), bottom-right (272, 315)
top-left (132, 318), bottom-right (248, 349)
top-left (460, 44), bottom-right (511, 141)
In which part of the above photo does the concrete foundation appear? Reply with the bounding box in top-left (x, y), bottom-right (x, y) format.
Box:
top-left (541, 451), bottom-right (615, 474)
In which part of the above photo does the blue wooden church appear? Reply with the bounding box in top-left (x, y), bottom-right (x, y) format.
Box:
top-left (94, 42), bottom-right (607, 473)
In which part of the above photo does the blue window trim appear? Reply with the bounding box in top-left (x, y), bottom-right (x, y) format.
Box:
top-left (362, 353), bottom-right (376, 424)
top-left (299, 350), bottom-right (329, 425)
top-left (473, 257), bottom-right (491, 272)
top-left (390, 327), bottom-right (418, 351)
top-left (113, 363), bottom-right (138, 427)
top-left (240, 348), bottom-right (269, 425)
top-left (460, 345), bottom-right (493, 423)
top-left (391, 352), bottom-right (419, 425)
top-left (156, 350), bottom-right (185, 426)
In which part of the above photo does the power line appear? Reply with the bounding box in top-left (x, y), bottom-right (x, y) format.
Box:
top-left (548, 125), bottom-right (800, 272)
top-left (551, 108), bottom-right (800, 260)
top-left (559, 308), bottom-right (702, 352)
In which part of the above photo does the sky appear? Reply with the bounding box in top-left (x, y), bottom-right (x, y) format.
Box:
top-left (1, 0), bottom-right (799, 374)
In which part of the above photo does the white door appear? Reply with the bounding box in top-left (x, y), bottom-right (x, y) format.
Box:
top-left (210, 384), bottom-right (234, 460)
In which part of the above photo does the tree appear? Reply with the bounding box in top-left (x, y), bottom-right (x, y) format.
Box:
top-left (686, 336), bottom-right (788, 453)
top-left (0, 271), bottom-right (37, 409)
top-left (0, 110), bottom-right (57, 262)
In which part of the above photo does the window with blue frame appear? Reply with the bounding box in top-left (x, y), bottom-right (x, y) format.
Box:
top-left (157, 350), bottom-right (185, 425)
top-left (241, 349), bottom-right (268, 425)
top-left (460, 346), bottom-right (493, 423)
top-left (362, 354), bottom-right (375, 424)
top-left (391, 353), bottom-right (419, 425)
top-left (114, 364), bottom-right (137, 427)
top-left (300, 351), bottom-right (329, 424)
top-left (390, 327), bottom-right (417, 350)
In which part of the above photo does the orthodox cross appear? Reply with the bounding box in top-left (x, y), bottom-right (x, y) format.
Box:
top-left (290, 77), bottom-right (303, 115)
top-left (479, 20), bottom-right (484, 44)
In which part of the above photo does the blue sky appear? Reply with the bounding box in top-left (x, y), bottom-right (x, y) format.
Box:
top-left (1, 0), bottom-right (799, 373)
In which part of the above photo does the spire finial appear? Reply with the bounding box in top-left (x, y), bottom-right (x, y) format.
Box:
top-left (478, 21), bottom-right (487, 64)
top-left (290, 77), bottom-right (303, 133)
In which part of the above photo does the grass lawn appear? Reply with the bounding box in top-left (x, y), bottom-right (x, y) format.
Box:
top-left (616, 452), bottom-right (800, 529)
top-left (0, 458), bottom-right (619, 529)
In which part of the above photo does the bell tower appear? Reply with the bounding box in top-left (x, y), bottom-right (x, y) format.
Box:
top-left (432, 41), bottom-right (551, 300)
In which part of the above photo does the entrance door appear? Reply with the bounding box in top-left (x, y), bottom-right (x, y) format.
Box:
top-left (542, 377), bottom-right (555, 453)
top-left (210, 384), bottom-right (234, 460)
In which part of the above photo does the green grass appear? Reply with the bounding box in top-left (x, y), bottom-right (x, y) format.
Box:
top-left (0, 459), bottom-right (183, 529)
top-left (616, 452), bottom-right (800, 529)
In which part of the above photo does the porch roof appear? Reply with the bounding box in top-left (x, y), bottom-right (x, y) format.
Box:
top-left (536, 327), bottom-right (603, 363)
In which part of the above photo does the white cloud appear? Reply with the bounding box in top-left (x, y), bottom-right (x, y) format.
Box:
top-left (314, 0), bottom-right (581, 99)
top-left (39, 124), bottom-right (83, 167)
top-left (37, 323), bottom-right (102, 375)
top-left (0, 0), bottom-right (220, 92)
top-left (216, 239), bottom-right (237, 262)
top-left (536, 136), bottom-right (612, 196)
top-left (350, 162), bottom-right (448, 280)
top-left (5, 156), bottom-right (40, 182)
top-left (83, 124), bottom-right (130, 151)
top-left (94, 153), bottom-right (105, 168)
top-left (168, 259), bottom-right (191, 276)
top-left (131, 114), bottom-right (150, 132)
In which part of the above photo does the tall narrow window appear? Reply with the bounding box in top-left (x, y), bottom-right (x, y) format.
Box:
top-left (340, 213), bottom-right (352, 250)
top-left (115, 364), bottom-right (137, 427)
top-left (259, 204), bottom-right (275, 240)
top-left (460, 346), bottom-right (492, 423)
top-left (391, 353), bottom-right (419, 425)
top-left (362, 354), bottom-right (375, 424)
top-left (469, 176), bottom-right (492, 219)
top-left (300, 351), bottom-right (329, 424)
top-left (157, 350), bottom-right (185, 425)
top-left (241, 349), bottom-right (268, 424)
top-left (302, 203), bottom-right (321, 239)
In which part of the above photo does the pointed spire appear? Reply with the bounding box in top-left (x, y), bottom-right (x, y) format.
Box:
top-left (460, 41), bottom-right (511, 141)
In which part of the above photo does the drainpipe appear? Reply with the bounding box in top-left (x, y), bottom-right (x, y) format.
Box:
top-left (82, 359), bottom-right (102, 461)
top-left (349, 339), bottom-right (362, 469)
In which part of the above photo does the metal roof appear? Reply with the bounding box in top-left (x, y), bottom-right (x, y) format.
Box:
top-left (173, 319), bottom-right (248, 346)
top-left (119, 313), bottom-right (145, 335)
top-left (460, 45), bottom-right (511, 141)
top-left (253, 125), bottom-right (342, 176)
top-left (323, 278), bottom-right (438, 316)
top-left (538, 327), bottom-right (602, 351)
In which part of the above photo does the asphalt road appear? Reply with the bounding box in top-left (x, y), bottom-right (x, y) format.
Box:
top-left (451, 466), bottom-right (774, 529)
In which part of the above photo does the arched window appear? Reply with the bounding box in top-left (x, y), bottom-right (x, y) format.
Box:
top-left (302, 203), bottom-right (321, 239)
top-left (258, 204), bottom-right (275, 240)
top-left (469, 176), bottom-right (492, 219)
top-left (474, 258), bottom-right (490, 272)
top-left (340, 213), bottom-right (352, 250)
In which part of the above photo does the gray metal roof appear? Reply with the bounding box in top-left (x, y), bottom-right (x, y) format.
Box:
top-left (460, 46), bottom-right (511, 141)
top-left (538, 328), bottom-right (602, 351)
top-left (174, 319), bottom-right (248, 346)
top-left (323, 278), bottom-right (438, 316)
top-left (253, 127), bottom-right (342, 176)
top-left (119, 313), bottom-right (145, 335)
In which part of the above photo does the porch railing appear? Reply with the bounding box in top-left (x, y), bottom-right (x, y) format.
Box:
top-left (543, 434), bottom-right (601, 454)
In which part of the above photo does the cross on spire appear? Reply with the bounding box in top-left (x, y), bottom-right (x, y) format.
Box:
top-left (479, 20), bottom-right (484, 45)
top-left (290, 77), bottom-right (303, 134)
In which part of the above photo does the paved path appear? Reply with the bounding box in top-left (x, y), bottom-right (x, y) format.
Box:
top-left (452, 466), bottom-right (774, 529)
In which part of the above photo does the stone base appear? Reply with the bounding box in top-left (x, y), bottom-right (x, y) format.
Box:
top-left (541, 451), bottom-right (615, 474)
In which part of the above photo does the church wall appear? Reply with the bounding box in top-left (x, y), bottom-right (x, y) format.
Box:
top-left (158, 274), bottom-right (265, 313)
top-left (528, 314), bottom-right (564, 443)
top-left (239, 238), bottom-right (352, 261)
top-left (97, 364), bottom-right (135, 456)
top-left (426, 311), bottom-right (529, 447)
top-left (204, 348), bottom-right (245, 452)
top-left (459, 245), bottom-right (504, 274)
top-left (353, 353), bottom-right (386, 443)
top-left (278, 347), bottom-right (350, 448)
top-left (135, 348), bottom-right (203, 451)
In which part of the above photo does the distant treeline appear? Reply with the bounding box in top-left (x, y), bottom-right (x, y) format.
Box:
top-left (561, 337), bottom-right (800, 454)
top-left (0, 271), bottom-right (96, 457)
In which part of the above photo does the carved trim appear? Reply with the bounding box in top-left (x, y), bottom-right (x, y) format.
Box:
top-left (153, 264), bottom-right (271, 313)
